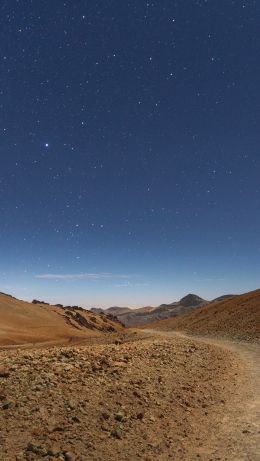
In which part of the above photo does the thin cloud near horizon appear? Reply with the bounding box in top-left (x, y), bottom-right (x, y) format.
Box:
top-left (34, 272), bottom-right (129, 281)
top-left (114, 282), bottom-right (149, 288)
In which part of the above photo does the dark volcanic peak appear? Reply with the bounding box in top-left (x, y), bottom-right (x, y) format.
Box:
top-left (179, 294), bottom-right (206, 307)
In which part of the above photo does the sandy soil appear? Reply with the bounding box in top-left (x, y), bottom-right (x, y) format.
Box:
top-left (1, 330), bottom-right (257, 461)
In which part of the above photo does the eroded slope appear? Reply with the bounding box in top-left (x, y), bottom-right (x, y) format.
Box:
top-left (0, 293), bottom-right (122, 346)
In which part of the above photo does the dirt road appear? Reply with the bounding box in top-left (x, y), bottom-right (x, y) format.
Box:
top-left (145, 330), bottom-right (260, 460)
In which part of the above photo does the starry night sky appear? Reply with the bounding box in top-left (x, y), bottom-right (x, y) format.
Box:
top-left (1, 1), bottom-right (259, 307)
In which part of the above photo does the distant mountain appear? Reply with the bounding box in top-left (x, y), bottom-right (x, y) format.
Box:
top-left (106, 306), bottom-right (132, 315)
top-left (90, 307), bottom-right (104, 314)
top-left (91, 293), bottom-right (237, 327)
top-left (144, 289), bottom-right (260, 342)
top-left (179, 294), bottom-right (206, 307)
top-left (104, 294), bottom-right (208, 327)
top-left (90, 306), bottom-right (132, 315)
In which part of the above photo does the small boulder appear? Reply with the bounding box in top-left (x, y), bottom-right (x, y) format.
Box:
top-left (111, 428), bottom-right (122, 439)
top-left (0, 368), bottom-right (10, 378)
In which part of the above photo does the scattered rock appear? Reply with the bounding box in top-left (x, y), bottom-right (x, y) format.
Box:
top-left (0, 368), bottom-right (10, 378)
top-left (64, 452), bottom-right (75, 461)
top-left (111, 428), bottom-right (122, 439)
top-left (115, 339), bottom-right (123, 345)
top-left (101, 411), bottom-right (110, 420)
top-left (1, 400), bottom-right (14, 410)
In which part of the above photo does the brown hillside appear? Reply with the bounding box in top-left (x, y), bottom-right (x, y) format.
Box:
top-left (0, 293), bottom-right (122, 347)
top-left (143, 289), bottom-right (260, 342)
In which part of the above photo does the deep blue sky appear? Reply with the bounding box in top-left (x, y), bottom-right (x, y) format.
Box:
top-left (0, 1), bottom-right (259, 307)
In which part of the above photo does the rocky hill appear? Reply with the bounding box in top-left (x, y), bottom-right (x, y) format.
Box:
top-left (144, 289), bottom-right (260, 342)
top-left (0, 293), bottom-right (123, 347)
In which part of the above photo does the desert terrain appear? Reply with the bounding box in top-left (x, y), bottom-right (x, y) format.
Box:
top-left (0, 290), bottom-right (260, 460)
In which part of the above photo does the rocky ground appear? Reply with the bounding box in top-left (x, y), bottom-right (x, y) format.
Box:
top-left (0, 331), bottom-right (243, 461)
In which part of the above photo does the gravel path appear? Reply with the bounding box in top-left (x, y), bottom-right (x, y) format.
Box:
top-left (146, 330), bottom-right (260, 460)
top-left (195, 335), bottom-right (260, 461)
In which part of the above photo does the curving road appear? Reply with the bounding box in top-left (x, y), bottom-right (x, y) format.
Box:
top-left (144, 329), bottom-right (260, 461)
